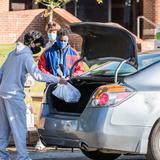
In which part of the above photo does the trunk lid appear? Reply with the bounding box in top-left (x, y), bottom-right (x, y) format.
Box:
top-left (70, 22), bottom-right (138, 68)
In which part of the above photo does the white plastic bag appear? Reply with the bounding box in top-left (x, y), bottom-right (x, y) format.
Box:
top-left (52, 82), bottom-right (81, 103)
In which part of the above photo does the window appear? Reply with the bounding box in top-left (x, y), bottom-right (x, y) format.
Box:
top-left (10, 0), bottom-right (33, 11)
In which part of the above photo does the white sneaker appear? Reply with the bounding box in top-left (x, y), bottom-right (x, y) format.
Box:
top-left (35, 140), bottom-right (46, 151)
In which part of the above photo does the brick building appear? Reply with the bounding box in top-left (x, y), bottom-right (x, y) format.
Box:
top-left (0, 0), bottom-right (159, 45)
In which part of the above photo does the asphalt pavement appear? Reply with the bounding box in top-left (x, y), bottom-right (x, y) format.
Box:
top-left (7, 147), bottom-right (146, 160)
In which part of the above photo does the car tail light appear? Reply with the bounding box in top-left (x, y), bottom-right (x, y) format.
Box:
top-left (91, 84), bottom-right (134, 107)
top-left (98, 93), bottom-right (109, 106)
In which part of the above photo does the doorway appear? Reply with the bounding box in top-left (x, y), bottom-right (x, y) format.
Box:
top-left (111, 0), bottom-right (143, 34)
top-left (65, 0), bottom-right (110, 22)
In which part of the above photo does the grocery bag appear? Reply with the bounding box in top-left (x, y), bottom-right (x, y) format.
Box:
top-left (52, 82), bottom-right (81, 103)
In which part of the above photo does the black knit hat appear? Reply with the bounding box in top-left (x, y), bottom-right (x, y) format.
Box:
top-left (24, 30), bottom-right (45, 47)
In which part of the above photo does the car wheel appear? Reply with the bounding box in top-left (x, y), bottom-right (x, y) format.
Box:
top-left (81, 149), bottom-right (120, 160)
top-left (146, 121), bottom-right (160, 160)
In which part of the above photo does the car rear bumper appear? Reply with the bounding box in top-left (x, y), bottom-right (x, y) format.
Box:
top-left (39, 130), bottom-right (80, 148)
top-left (38, 106), bottom-right (148, 154)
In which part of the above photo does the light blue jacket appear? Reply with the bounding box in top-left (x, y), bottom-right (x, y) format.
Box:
top-left (0, 43), bottom-right (59, 99)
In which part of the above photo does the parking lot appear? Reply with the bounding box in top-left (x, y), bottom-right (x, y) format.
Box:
top-left (8, 147), bottom-right (146, 160)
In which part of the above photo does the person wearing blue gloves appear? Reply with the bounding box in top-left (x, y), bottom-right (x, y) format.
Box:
top-left (0, 31), bottom-right (66, 160)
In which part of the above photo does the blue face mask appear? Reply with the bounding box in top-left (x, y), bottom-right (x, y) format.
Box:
top-left (48, 33), bottom-right (57, 42)
top-left (57, 40), bottom-right (68, 49)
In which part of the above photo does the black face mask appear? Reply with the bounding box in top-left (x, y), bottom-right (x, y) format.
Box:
top-left (31, 46), bottom-right (41, 54)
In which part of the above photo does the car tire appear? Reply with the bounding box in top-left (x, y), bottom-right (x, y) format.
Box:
top-left (146, 120), bottom-right (160, 160)
top-left (81, 149), bottom-right (120, 160)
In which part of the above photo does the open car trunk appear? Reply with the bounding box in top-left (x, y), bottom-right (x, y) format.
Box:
top-left (46, 78), bottom-right (110, 114)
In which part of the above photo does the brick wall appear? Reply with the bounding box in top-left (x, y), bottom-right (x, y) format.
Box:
top-left (0, 9), bottom-right (46, 44)
top-left (155, 0), bottom-right (160, 24)
top-left (143, 0), bottom-right (155, 23)
top-left (143, 0), bottom-right (156, 38)
top-left (0, 0), bottom-right (9, 12)
top-left (0, 8), bottom-right (82, 51)
top-left (142, 0), bottom-right (160, 38)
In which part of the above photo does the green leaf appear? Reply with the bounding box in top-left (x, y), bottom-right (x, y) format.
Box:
top-left (96, 0), bottom-right (103, 4)
top-left (34, 0), bottom-right (72, 8)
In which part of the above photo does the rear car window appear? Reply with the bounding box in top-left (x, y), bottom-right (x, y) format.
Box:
top-left (90, 53), bottom-right (160, 77)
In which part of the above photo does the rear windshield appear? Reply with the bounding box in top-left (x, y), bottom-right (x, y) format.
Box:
top-left (90, 53), bottom-right (160, 76)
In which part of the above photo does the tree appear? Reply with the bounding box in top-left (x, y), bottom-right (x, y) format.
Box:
top-left (35, 0), bottom-right (73, 22)
top-left (35, 0), bottom-right (103, 7)
top-left (34, 0), bottom-right (104, 22)
top-left (35, 0), bottom-right (72, 8)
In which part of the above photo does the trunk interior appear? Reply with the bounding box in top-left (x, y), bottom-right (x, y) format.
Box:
top-left (46, 79), bottom-right (109, 114)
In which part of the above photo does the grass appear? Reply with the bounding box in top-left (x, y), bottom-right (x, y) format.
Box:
top-left (0, 44), bottom-right (15, 55)
top-left (0, 44), bottom-right (15, 65)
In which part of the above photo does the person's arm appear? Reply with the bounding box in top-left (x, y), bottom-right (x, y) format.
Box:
top-left (72, 53), bottom-right (85, 77)
top-left (73, 61), bottom-right (85, 77)
top-left (26, 55), bottom-right (60, 84)
top-left (38, 52), bottom-right (51, 74)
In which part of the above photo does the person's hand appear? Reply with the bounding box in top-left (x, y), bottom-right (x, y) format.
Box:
top-left (59, 77), bottom-right (67, 85)
top-left (65, 77), bottom-right (70, 80)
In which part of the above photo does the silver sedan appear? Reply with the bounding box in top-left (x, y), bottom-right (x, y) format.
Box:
top-left (38, 22), bottom-right (160, 160)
